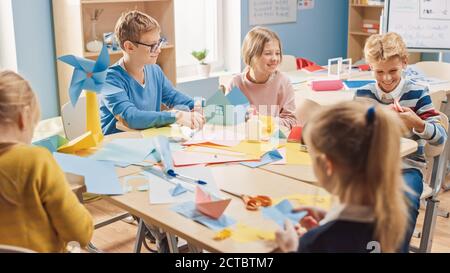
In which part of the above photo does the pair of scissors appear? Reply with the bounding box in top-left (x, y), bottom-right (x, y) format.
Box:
top-left (221, 189), bottom-right (272, 211)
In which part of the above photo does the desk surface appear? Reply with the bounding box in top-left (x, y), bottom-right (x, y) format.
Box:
top-left (92, 132), bottom-right (329, 253)
top-left (289, 70), bottom-right (450, 106)
top-left (107, 164), bottom-right (329, 253)
top-left (260, 138), bottom-right (418, 184)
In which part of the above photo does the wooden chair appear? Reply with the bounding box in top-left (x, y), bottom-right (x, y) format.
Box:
top-left (411, 111), bottom-right (449, 252)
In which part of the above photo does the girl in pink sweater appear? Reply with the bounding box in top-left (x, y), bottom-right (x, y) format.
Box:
top-left (228, 26), bottom-right (297, 130)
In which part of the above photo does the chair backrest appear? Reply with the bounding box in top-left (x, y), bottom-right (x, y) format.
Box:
top-left (0, 244), bottom-right (35, 253)
top-left (429, 90), bottom-right (447, 111)
top-left (414, 61), bottom-right (450, 81)
top-left (61, 95), bottom-right (87, 140)
top-left (278, 55), bottom-right (297, 72)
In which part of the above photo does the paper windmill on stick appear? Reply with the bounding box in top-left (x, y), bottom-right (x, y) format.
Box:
top-left (57, 45), bottom-right (110, 153)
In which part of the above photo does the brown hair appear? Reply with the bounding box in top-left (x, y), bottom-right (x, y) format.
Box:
top-left (0, 70), bottom-right (40, 127)
top-left (115, 10), bottom-right (161, 50)
top-left (305, 101), bottom-right (408, 252)
top-left (364, 32), bottom-right (408, 64)
top-left (242, 26), bottom-right (283, 67)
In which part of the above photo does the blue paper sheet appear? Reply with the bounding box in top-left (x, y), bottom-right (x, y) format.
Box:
top-left (33, 135), bottom-right (68, 153)
top-left (262, 199), bottom-right (307, 227)
top-left (172, 201), bottom-right (236, 231)
top-left (241, 149), bottom-right (283, 168)
top-left (89, 138), bottom-right (155, 165)
top-left (343, 80), bottom-right (375, 89)
top-left (54, 152), bottom-right (123, 195)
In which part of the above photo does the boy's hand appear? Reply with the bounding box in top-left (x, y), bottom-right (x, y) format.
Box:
top-left (398, 107), bottom-right (426, 132)
top-left (175, 111), bottom-right (205, 129)
top-left (275, 220), bottom-right (299, 253)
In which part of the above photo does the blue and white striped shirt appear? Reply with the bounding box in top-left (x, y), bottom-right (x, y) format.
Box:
top-left (355, 79), bottom-right (447, 173)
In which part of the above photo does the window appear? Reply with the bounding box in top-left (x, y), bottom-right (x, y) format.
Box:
top-left (0, 0), bottom-right (17, 71)
top-left (174, 0), bottom-right (224, 79)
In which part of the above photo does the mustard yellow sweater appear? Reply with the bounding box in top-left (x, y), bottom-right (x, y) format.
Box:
top-left (0, 144), bottom-right (93, 253)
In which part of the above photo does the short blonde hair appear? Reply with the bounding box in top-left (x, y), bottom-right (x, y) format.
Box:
top-left (242, 26), bottom-right (283, 67)
top-left (115, 10), bottom-right (160, 50)
top-left (364, 32), bottom-right (408, 64)
top-left (0, 70), bottom-right (40, 125)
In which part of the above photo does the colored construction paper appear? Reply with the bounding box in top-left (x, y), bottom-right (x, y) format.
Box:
top-left (241, 149), bottom-right (283, 168)
top-left (172, 150), bottom-right (255, 167)
top-left (141, 125), bottom-right (185, 139)
top-left (230, 223), bottom-right (275, 243)
top-left (285, 143), bottom-right (312, 165)
top-left (204, 87), bottom-right (249, 126)
top-left (202, 141), bottom-right (280, 158)
top-left (227, 86), bottom-right (250, 106)
top-left (53, 152), bottom-right (123, 195)
top-left (262, 199), bottom-right (308, 227)
top-left (172, 201), bottom-right (236, 231)
top-left (343, 80), bottom-right (375, 89)
top-left (287, 126), bottom-right (302, 143)
top-left (33, 135), bottom-right (68, 153)
top-left (170, 183), bottom-right (188, 197)
top-left (57, 131), bottom-right (98, 154)
top-left (273, 194), bottom-right (332, 210)
top-left (90, 138), bottom-right (155, 164)
top-left (145, 166), bottom-right (220, 204)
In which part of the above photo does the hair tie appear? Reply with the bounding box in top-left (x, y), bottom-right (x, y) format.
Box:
top-left (366, 106), bottom-right (376, 125)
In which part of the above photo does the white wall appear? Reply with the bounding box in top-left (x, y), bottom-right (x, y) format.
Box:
top-left (0, 0), bottom-right (18, 71)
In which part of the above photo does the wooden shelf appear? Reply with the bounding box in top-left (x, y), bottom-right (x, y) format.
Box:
top-left (81, 0), bottom-right (168, 4)
top-left (350, 4), bottom-right (384, 8)
top-left (349, 31), bottom-right (376, 36)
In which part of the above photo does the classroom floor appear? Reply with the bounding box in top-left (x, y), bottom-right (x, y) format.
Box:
top-left (84, 179), bottom-right (450, 253)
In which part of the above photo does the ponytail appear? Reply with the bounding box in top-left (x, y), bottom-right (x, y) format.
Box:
top-left (365, 105), bottom-right (408, 252)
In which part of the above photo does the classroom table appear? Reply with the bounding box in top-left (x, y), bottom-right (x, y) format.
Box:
top-left (73, 130), bottom-right (420, 253)
top-left (260, 138), bottom-right (418, 184)
top-left (287, 69), bottom-right (450, 107)
top-left (80, 132), bottom-right (330, 253)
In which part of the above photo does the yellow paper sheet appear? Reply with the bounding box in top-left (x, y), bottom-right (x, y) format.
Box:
top-left (273, 194), bottom-right (333, 210)
top-left (141, 126), bottom-right (184, 139)
top-left (285, 143), bottom-right (312, 165)
top-left (86, 91), bottom-right (103, 143)
top-left (230, 223), bottom-right (275, 243)
top-left (57, 131), bottom-right (98, 154)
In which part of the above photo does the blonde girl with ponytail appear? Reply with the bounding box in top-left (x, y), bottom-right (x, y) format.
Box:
top-left (276, 101), bottom-right (409, 253)
top-left (0, 70), bottom-right (93, 252)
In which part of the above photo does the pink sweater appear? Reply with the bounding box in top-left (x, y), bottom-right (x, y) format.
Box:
top-left (229, 70), bottom-right (297, 129)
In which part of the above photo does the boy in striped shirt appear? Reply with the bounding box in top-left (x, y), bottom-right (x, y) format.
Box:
top-left (355, 32), bottom-right (447, 251)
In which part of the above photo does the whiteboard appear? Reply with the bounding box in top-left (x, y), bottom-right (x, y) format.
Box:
top-left (386, 0), bottom-right (450, 51)
top-left (249, 0), bottom-right (297, 26)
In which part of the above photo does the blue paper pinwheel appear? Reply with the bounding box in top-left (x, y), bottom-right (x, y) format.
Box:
top-left (56, 45), bottom-right (110, 153)
top-left (58, 45), bottom-right (110, 106)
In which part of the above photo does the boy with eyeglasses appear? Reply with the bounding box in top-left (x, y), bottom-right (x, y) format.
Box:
top-left (100, 10), bottom-right (204, 135)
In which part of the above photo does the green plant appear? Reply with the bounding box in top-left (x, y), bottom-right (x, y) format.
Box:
top-left (191, 49), bottom-right (209, 65)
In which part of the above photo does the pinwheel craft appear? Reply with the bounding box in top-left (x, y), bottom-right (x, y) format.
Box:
top-left (57, 45), bottom-right (110, 153)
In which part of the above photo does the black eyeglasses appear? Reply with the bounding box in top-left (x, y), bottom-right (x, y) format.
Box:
top-left (132, 37), bottom-right (167, 53)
